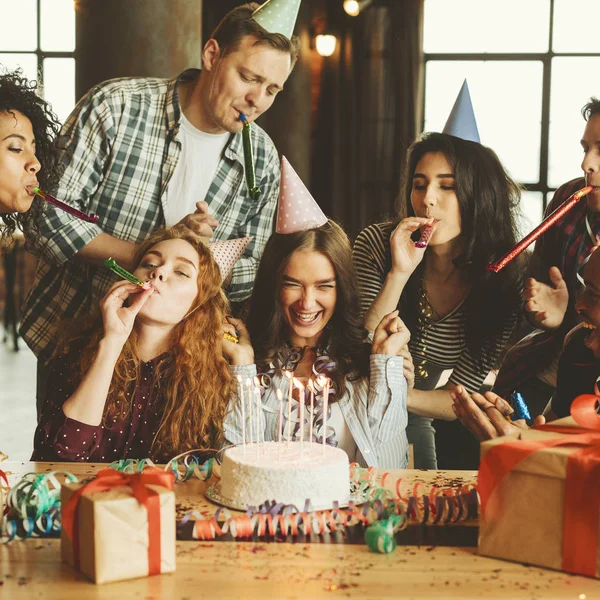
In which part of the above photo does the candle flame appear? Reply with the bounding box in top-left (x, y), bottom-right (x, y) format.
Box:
top-left (293, 377), bottom-right (304, 391)
top-left (307, 378), bottom-right (314, 392)
top-left (245, 378), bottom-right (252, 387)
top-left (283, 370), bottom-right (293, 380)
top-left (316, 374), bottom-right (328, 386)
top-left (236, 375), bottom-right (243, 383)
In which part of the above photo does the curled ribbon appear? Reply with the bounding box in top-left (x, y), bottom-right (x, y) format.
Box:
top-left (1, 471), bottom-right (77, 543)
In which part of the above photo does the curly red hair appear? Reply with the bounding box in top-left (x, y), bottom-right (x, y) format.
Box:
top-left (62, 226), bottom-right (233, 458)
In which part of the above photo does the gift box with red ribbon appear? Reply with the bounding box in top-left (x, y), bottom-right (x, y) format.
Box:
top-left (61, 467), bottom-right (176, 583)
top-left (478, 394), bottom-right (600, 578)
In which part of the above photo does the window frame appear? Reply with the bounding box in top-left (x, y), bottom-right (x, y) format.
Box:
top-left (422, 0), bottom-right (600, 211)
top-left (1, 0), bottom-right (77, 93)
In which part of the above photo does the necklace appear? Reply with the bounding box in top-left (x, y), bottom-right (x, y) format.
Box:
top-left (413, 278), bottom-right (435, 381)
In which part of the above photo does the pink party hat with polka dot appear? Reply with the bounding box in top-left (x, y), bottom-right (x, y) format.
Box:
top-left (210, 237), bottom-right (252, 280)
top-left (276, 157), bottom-right (327, 234)
top-left (252, 0), bottom-right (301, 39)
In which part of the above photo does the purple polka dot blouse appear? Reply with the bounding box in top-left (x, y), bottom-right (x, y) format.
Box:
top-left (32, 354), bottom-right (169, 462)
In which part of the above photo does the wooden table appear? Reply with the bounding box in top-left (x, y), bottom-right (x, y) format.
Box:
top-left (2, 461), bottom-right (599, 599)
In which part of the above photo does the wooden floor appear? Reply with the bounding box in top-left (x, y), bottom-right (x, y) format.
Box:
top-left (0, 335), bottom-right (37, 460)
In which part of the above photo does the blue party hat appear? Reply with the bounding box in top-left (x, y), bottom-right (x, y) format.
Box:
top-left (442, 80), bottom-right (480, 143)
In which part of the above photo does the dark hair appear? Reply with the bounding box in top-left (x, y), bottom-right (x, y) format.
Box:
top-left (396, 132), bottom-right (525, 365)
top-left (582, 97), bottom-right (600, 121)
top-left (0, 68), bottom-right (62, 250)
top-left (247, 220), bottom-right (370, 396)
top-left (211, 2), bottom-right (301, 69)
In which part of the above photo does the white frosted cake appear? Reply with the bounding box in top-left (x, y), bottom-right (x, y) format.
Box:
top-left (219, 441), bottom-right (350, 509)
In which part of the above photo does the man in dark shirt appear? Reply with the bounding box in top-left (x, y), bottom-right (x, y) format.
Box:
top-left (453, 244), bottom-right (600, 439)
top-left (493, 98), bottom-right (600, 416)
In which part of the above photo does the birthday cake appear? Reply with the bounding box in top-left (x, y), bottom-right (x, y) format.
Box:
top-left (219, 441), bottom-right (350, 509)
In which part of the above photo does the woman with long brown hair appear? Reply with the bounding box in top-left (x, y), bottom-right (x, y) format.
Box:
top-left (33, 226), bottom-right (232, 462)
top-left (223, 220), bottom-right (414, 469)
top-left (353, 132), bottom-right (525, 469)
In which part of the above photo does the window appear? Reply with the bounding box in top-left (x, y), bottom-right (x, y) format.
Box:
top-left (0, 0), bottom-right (76, 123)
top-left (423, 0), bottom-right (600, 234)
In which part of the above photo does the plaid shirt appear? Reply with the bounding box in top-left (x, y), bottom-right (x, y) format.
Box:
top-left (494, 177), bottom-right (599, 397)
top-left (20, 70), bottom-right (280, 364)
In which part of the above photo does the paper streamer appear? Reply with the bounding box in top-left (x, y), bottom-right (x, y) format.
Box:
top-left (1, 471), bottom-right (78, 543)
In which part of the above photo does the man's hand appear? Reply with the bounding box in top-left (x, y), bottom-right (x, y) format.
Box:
top-left (177, 201), bottom-right (218, 243)
top-left (451, 386), bottom-right (545, 441)
top-left (524, 266), bottom-right (569, 330)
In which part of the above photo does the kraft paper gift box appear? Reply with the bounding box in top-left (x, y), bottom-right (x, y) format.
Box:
top-left (60, 469), bottom-right (176, 584)
top-left (478, 408), bottom-right (600, 578)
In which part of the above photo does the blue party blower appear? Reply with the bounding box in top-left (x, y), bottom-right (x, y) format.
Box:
top-left (509, 392), bottom-right (532, 424)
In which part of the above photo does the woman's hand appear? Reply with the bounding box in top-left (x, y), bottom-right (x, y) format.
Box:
top-left (372, 310), bottom-right (411, 356)
top-left (524, 267), bottom-right (569, 330)
top-left (99, 280), bottom-right (154, 346)
top-left (399, 346), bottom-right (415, 391)
top-left (222, 316), bottom-right (255, 365)
top-left (389, 217), bottom-right (436, 276)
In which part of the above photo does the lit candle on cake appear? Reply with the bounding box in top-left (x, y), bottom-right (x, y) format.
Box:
top-left (321, 376), bottom-right (330, 455)
top-left (308, 378), bottom-right (315, 446)
top-left (254, 377), bottom-right (261, 461)
top-left (276, 389), bottom-right (283, 462)
top-left (245, 378), bottom-right (253, 447)
top-left (237, 375), bottom-right (245, 454)
top-left (284, 371), bottom-right (293, 447)
top-left (294, 378), bottom-right (305, 458)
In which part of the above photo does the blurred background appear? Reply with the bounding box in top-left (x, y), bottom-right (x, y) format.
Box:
top-left (2, 0), bottom-right (599, 236)
top-left (1, 0), bottom-right (599, 457)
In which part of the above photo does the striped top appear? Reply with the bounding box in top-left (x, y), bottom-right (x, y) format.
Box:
top-left (352, 222), bottom-right (518, 394)
top-left (225, 354), bottom-right (409, 470)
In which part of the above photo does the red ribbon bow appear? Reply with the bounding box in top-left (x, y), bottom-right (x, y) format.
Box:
top-left (62, 467), bottom-right (175, 576)
top-left (479, 394), bottom-right (600, 577)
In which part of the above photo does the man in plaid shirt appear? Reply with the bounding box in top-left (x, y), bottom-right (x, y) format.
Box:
top-left (493, 98), bottom-right (600, 412)
top-left (20, 3), bottom-right (301, 404)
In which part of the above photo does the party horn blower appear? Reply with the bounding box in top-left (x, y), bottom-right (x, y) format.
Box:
top-left (33, 187), bottom-right (98, 223)
top-left (508, 392), bottom-right (532, 423)
top-left (240, 113), bottom-right (260, 201)
top-left (415, 222), bottom-right (437, 249)
top-left (104, 257), bottom-right (151, 289)
top-left (487, 186), bottom-right (593, 273)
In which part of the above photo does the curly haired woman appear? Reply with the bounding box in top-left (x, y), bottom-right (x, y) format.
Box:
top-left (0, 67), bottom-right (61, 246)
top-left (32, 226), bottom-right (233, 462)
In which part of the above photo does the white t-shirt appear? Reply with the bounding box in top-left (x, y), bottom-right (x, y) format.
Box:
top-left (164, 112), bottom-right (230, 226)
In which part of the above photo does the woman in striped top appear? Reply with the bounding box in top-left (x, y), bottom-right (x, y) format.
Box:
top-left (352, 132), bottom-right (525, 469)
top-left (223, 220), bottom-right (413, 469)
